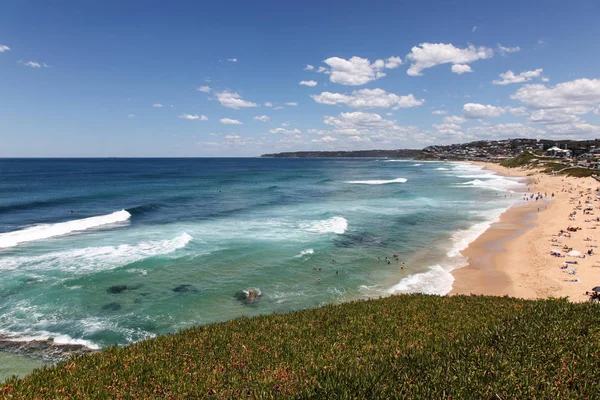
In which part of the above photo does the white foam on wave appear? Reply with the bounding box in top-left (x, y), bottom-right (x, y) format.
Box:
top-left (458, 178), bottom-right (522, 192)
top-left (301, 217), bottom-right (348, 234)
top-left (345, 178), bottom-right (407, 185)
top-left (446, 208), bottom-right (506, 258)
top-left (413, 163), bottom-right (423, 166)
top-left (435, 167), bottom-right (449, 170)
top-left (0, 210), bottom-right (131, 249)
top-left (387, 265), bottom-right (455, 295)
top-left (0, 328), bottom-right (101, 350)
top-left (383, 160), bottom-right (411, 162)
top-left (0, 233), bottom-right (193, 273)
top-left (294, 248), bottom-right (315, 258)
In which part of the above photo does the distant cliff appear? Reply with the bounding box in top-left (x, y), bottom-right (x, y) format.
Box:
top-left (260, 149), bottom-right (422, 158)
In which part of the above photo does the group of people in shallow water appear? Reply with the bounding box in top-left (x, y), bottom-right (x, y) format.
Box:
top-left (377, 255), bottom-right (405, 269)
top-left (313, 255), bottom-right (406, 283)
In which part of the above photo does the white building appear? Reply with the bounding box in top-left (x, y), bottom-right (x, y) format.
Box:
top-left (546, 146), bottom-right (572, 158)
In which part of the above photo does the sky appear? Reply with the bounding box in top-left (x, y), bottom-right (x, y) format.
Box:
top-left (1, 0), bottom-right (600, 157)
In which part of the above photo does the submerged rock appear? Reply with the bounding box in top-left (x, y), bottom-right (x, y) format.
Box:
top-left (172, 284), bottom-right (198, 294)
top-left (107, 285), bottom-right (128, 294)
top-left (102, 302), bottom-right (122, 311)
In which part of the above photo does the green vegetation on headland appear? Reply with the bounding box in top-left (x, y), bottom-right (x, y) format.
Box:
top-left (500, 152), bottom-right (597, 178)
top-left (3, 295), bottom-right (600, 399)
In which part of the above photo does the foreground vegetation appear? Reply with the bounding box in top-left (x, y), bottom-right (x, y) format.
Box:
top-left (2, 295), bottom-right (600, 399)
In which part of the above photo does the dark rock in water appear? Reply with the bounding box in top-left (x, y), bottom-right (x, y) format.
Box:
top-left (140, 292), bottom-right (150, 297)
top-left (0, 335), bottom-right (97, 363)
top-left (107, 285), bottom-right (128, 294)
top-left (173, 284), bottom-right (198, 293)
top-left (102, 302), bottom-right (122, 311)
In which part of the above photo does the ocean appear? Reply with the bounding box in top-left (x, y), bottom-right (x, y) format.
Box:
top-left (0, 158), bottom-right (525, 377)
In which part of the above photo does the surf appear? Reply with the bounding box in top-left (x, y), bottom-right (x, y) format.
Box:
top-left (0, 210), bottom-right (131, 249)
top-left (344, 178), bottom-right (407, 185)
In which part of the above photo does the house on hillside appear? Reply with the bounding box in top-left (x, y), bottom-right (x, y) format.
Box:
top-left (546, 146), bottom-right (572, 158)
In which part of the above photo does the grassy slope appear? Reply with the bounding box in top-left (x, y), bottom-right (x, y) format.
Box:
top-left (2, 295), bottom-right (600, 399)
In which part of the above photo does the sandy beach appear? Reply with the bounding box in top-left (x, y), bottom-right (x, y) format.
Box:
top-left (451, 162), bottom-right (600, 302)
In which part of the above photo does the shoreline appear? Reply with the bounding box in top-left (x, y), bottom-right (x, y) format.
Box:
top-left (451, 162), bottom-right (599, 302)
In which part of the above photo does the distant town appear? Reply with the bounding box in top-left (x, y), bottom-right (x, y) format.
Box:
top-left (262, 138), bottom-right (600, 171)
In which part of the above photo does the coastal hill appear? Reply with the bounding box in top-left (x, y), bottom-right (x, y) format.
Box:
top-left (260, 149), bottom-right (421, 158)
top-left (262, 138), bottom-right (600, 161)
top-left (3, 294), bottom-right (600, 398)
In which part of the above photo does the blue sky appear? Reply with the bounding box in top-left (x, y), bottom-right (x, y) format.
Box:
top-left (1, 0), bottom-right (599, 157)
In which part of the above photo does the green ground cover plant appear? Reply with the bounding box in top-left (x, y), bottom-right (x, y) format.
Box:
top-left (2, 294), bottom-right (600, 399)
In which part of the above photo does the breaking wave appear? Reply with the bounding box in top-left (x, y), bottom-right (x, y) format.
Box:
top-left (345, 178), bottom-right (407, 185)
top-left (0, 210), bottom-right (131, 249)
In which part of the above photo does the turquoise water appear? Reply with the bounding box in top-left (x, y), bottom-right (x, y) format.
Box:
top-left (0, 158), bottom-right (525, 353)
top-left (0, 352), bottom-right (45, 382)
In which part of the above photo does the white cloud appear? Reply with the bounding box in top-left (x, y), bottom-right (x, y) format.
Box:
top-left (269, 128), bottom-right (301, 135)
top-left (443, 115), bottom-right (467, 124)
top-left (319, 56), bottom-right (402, 86)
top-left (511, 79), bottom-right (600, 110)
top-left (349, 136), bottom-right (371, 143)
top-left (463, 103), bottom-right (506, 118)
top-left (281, 122), bottom-right (290, 127)
top-left (595, 108), bottom-right (600, 116)
top-left (432, 110), bottom-right (448, 115)
top-left (406, 43), bottom-right (493, 76)
top-left (0, 44), bottom-right (10, 52)
top-left (451, 64), bottom-right (472, 74)
top-left (285, 102), bottom-right (298, 106)
top-left (493, 68), bottom-right (544, 85)
top-left (528, 109), bottom-right (581, 125)
top-left (465, 123), bottom-right (545, 140)
top-left (498, 44), bottom-right (521, 55)
top-left (227, 58), bottom-right (238, 62)
top-left (545, 123), bottom-right (600, 135)
top-left (312, 136), bottom-right (338, 143)
top-left (215, 90), bottom-right (258, 109)
top-left (304, 64), bottom-right (314, 71)
top-left (307, 129), bottom-right (331, 135)
top-left (253, 115), bottom-right (270, 122)
top-left (385, 56), bottom-right (403, 69)
top-left (179, 114), bottom-right (208, 120)
top-left (225, 135), bottom-right (241, 140)
top-left (299, 80), bottom-right (318, 87)
top-left (197, 86), bottom-right (211, 93)
top-left (508, 106), bottom-right (527, 116)
top-left (322, 111), bottom-right (422, 143)
top-left (461, 103), bottom-right (527, 119)
top-left (152, 103), bottom-right (163, 108)
top-left (264, 102), bottom-right (273, 107)
top-left (324, 112), bottom-right (395, 131)
top-left (273, 106), bottom-right (284, 110)
top-left (312, 88), bottom-right (424, 109)
top-left (472, 26), bottom-right (478, 32)
top-left (220, 118), bottom-right (242, 124)
top-left (23, 61), bottom-right (43, 68)
top-left (128, 114), bottom-right (135, 118)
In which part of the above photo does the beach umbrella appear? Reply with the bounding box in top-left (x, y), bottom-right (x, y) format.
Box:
top-left (592, 286), bottom-right (600, 292)
top-left (568, 250), bottom-right (582, 257)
